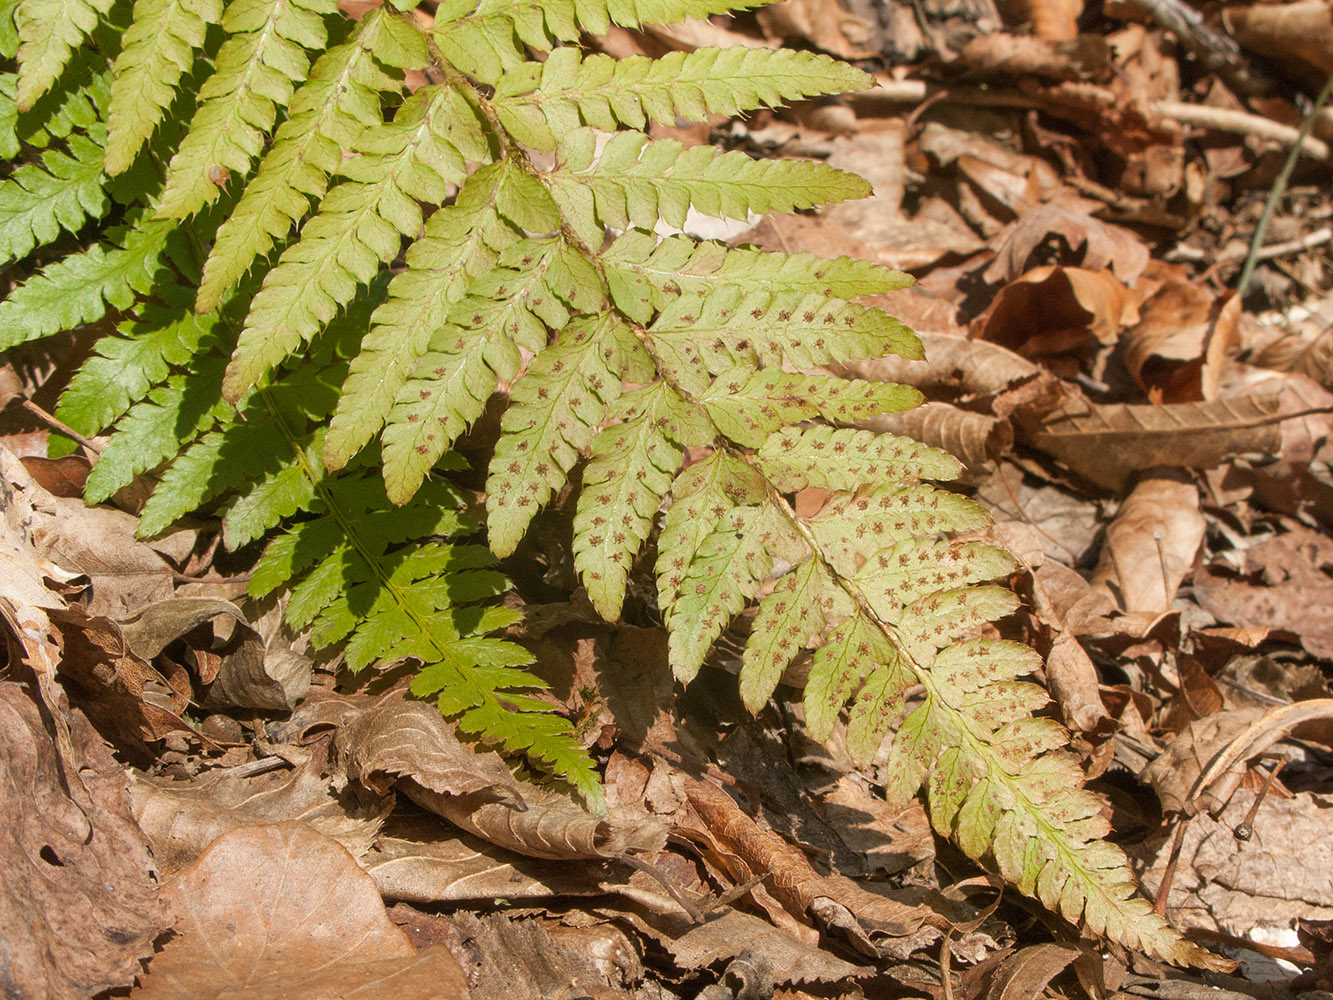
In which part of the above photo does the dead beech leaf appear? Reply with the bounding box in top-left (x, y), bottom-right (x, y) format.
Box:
top-left (606, 904), bottom-right (872, 983)
top-left (1126, 286), bottom-right (1240, 402)
top-left (975, 266), bottom-right (1137, 357)
top-left (1090, 472), bottom-right (1204, 613)
top-left (19, 454), bottom-right (90, 497)
top-left (983, 943), bottom-right (1081, 1000)
top-left (673, 771), bottom-right (948, 959)
top-left (415, 779), bottom-right (668, 861)
top-left (1043, 632), bottom-right (1108, 733)
top-left (337, 696), bottom-right (525, 806)
top-left (121, 596), bottom-right (309, 711)
top-left (1015, 378), bottom-right (1333, 491)
top-left (1227, 1), bottom-right (1333, 72)
top-left (1194, 526), bottom-right (1333, 659)
top-left (984, 206), bottom-right (1150, 286)
top-left (129, 746), bottom-right (390, 876)
top-left (0, 685), bottom-right (162, 999)
top-left (856, 403), bottom-right (1013, 478)
top-left (132, 822), bottom-right (470, 1000)
top-left (833, 332), bottom-right (1050, 398)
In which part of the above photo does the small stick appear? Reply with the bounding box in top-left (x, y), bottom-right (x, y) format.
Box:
top-left (20, 399), bottom-right (102, 456)
top-left (1233, 759), bottom-right (1285, 841)
top-left (1152, 814), bottom-right (1192, 917)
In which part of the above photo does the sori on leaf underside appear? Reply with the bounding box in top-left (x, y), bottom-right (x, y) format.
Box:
top-left (0, 0), bottom-right (1225, 968)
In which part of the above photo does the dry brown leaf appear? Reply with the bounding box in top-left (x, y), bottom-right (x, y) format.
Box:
top-left (956, 33), bottom-right (1107, 80)
top-left (754, 0), bottom-right (877, 59)
top-left (1194, 527), bottom-right (1333, 659)
top-left (121, 596), bottom-right (309, 710)
top-left (19, 454), bottom-right (90, 498)
top-left (605, 904), bottom-right (872, 983)
top-left (1016, 378), bottom-right (1333, 491)
top-left (1043, 632), bottom-right (1108, 733)
top-left (337, 695), bottom-right (525, 805)
top-left (1090, 472), bottom-right (1204, 613)
top-left (1007, 0), bottom-right (1084, 40)
top-left (446, 911), bottom-right (640, 1000)
top-left (856, 402), bottom-right (1013, 478)
top-left (975, 266), bottom-right (1137, 357)
top-left (1227, 1), bottom-right (1333, 73)
top-left (416, 779), bottom-right (667, 861)
top-left (1125, 284), bottom-right (1240, 403)
top-left (129, 746), bottom-right (390, 876)
top-left (984, 205), bottom-right (1151, 287)
top-left (0, 685), bottom-right (162, 998)
top-left (132, 822), bottom-right (470, 1000)
top-left (1138, 784), bottom-right (1333, 934)
top-left (673, 771), bottom-right (949, 959)
top-left (982, 943), bottom-right (1081, 1000)
top-left (834, 331), bottom-right (1050, 398)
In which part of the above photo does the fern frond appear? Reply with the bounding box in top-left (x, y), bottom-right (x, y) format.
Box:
top-left (223, 81), bottom-right (485, 400)
top-left (83, 359), bottom-right (229, 503)
top-left (603, 232), bottom-right (913, 323)
top-left (0, 128), bottom-right (109, 265)
top-left (5, 50), bottom-right (109, 154)
top-left (56, 289), bottom-right (229, 436)
top-left (157, 0), bottom-right (338, 219)
top-left (104, 0), bottom-right (220, 175)
top-left (493, 47), bottom-right (871, 151)
top-left (15, 0), bottom-right (114, 109)
top-left (548, 129), bottom-right (871, 247)
top-left (380, 317), bottom-right (516, 505)
top-left (432, 0), bottom-right (777, 84)
top-left (756, 426), bottom-right (960, 492)
top-left (574, 383), bottom-right (709, 621)
top-left (324, 175), bottom-right (515, 470)
top-left (667, 503), bottom-right (775, 679)
top-left (0, 213), bottom-right (175, 350)
top-left (648, 286), bottom-right (923, 381)
top-left (487, 311), bottom-right (644, 557)
top-left (195, 8), bottom-right (426, 311)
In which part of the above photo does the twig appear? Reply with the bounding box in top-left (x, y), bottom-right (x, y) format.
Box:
top-left (20, 399), bottom-right (102, 456)
top-left (1152, 814), bottom-right (1192, 917)
top-left (1169, 226), bottom-right (1333, 265)
top-left (1238, 72), bottom-right (1333, 299)
top-left (1152, 101), bottom-right (1330, 162)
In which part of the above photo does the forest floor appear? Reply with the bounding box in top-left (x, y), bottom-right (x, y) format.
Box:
top-left (4, 0), bottom-right (1333, 998)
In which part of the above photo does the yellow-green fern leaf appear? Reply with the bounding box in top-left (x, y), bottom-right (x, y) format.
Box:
top-left (157, 0), bottom-right (339, 219)
top-left (224, 81), bottom-right (480, 399)
top-left (15, 0), bottom-right (114, 109)
top-left (196, 8), bottom-right (425, 311)
top-left (104, 0), bottom-right (221, 175)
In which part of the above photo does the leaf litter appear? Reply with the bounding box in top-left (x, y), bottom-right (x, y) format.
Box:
top-left (5, 1), bottom-right (1333, 997)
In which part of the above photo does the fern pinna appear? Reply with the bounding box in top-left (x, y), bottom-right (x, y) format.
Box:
top-left (0, 0), bottom-right (1223, 966)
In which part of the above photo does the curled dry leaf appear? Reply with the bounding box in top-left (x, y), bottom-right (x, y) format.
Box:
top-left (956, 33), bottom-right (1108, 81)
top-left (337, 696), bottom-right (525, 807)
top-left (754, 0), bottom-right (877, 59)
top-left (834, 332), bottom-right (1049, 398)
top-left (121, 596), bottom-right (309, 711)
top-left (0, 685), bottom-right (162, 999)
top-left (1226, 1), bottom-right (1333, 72)
top-left (984, 205), bottom-right (1151, 286)
top-left (132, 822), bottom-right (470, 1000)
top-left (673, 771), bottom-right (952, 959)
top-left (981, 943), bottom-right (1082, 1000)
top-left (1125, 283), bottom-right (1239, 402)
top-left (129, 746), bottom-right (391, 876)
top-left (1006, 0), bottom-right (1084, 40)
top-left (1090, 471), bottom-right (1205, 613)
top-left (974, 265), bottom-right (1137, 357)
top-left (856, 402), bottom-right (1013, 478)
top-left (414, 779), bottom-right (668, 861)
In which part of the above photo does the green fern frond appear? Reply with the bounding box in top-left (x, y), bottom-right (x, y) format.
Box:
top-left (84, 359), bottom-right (229, 503)
top-left (548, 128), bottom-right (871, 247)
top-left (603, 232), bottom-right (913, 323)
top-left (0, 213), bottom-right (175, 349)
top-left (648, 286), bottom-right (923, 379)
top-left (432, 0), bottom-right (777, 84)
top-left (104, 0), bottom-right (220, 175)
top-left (195, 8), bottom-right (426, 311)
top-left (492, 46), bottom-right (872, 151)
top-left (756, 426), bottom-right (960, 491)
top-left (223, 81), bottom-right (485, 400)
top-left (157, 0), bottom-right (338, 219)
top-left (56, 288), bottom-right (229, 436)
top-left (15, 0), bottom-right (114, 109)
top-left (323, 165), bottom-right (528, 470)
top-left (0, 128), bottom-right (109, 265)
top-left (487, 311), bottom-right (644, 557)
